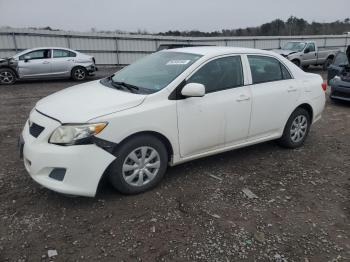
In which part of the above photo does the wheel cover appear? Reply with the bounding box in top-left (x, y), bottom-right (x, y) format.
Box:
top-left (122, 146), bottom-right (161, 187)
top-left (74, 68), bottom-right (85, 80)
top-left (0, 71), bottom-right (14, 84)
top-left (290, 115), bottom-right (308, 143)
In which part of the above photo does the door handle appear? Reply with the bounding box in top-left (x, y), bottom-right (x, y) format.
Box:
top-left (287, 86), bottom-right (297, 92)
top-left (42, 61), bottom-right (50, 64)
top-left (236, 95), bottom-right (250, 102)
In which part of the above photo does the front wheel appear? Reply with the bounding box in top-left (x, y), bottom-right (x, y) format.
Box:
top-left (71, 67), bottom-right (87, 81)
top-left (108, 135), bottom-right (168, 194)
top-left (277, 108), bottom-right (311, 148)
top-left (0, 68), bottom-right (16, 85)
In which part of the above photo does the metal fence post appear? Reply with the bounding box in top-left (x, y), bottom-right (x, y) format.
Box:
top-left (115, 37), bottom-right (120, 65)
top-left (154, 38), bottom-right (158, 51)
top-left (65, 35), bottom-right (71, 48)
top-left (345, 36), bottom-right (348, 50)
top-left (12, 32), bottom-right (18, 52)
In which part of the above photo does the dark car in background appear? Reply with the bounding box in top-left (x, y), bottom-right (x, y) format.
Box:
top-left (328, 46), bottom-right (350, 102)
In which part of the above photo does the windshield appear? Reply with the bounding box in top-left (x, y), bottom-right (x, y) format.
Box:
top-left (282, 42), bottom-right (306, 52)
top-left (111, 51), bottom-right (202, 92)
top-left (334, 52), bottom-right (349, 66)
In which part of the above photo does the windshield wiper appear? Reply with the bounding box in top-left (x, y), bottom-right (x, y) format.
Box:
top-left (109, 78), bottom-right (140, 93)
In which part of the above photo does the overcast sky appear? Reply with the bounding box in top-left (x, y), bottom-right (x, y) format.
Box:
top-left (0, 0), bottom-right (349, 32)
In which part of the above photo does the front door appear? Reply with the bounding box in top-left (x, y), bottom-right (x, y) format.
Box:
top-left (302, 43), bottom-right (317, 65)
top-left (18, 49), bottom-right (52, 78)
top-left (177, 55), bottom-right (251, 158)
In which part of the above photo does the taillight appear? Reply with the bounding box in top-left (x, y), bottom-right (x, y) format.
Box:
top-left (321, 82), bottom-right (327, 91)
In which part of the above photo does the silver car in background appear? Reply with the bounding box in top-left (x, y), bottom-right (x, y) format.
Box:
top-left (0, 47), bottom-right (97, 84)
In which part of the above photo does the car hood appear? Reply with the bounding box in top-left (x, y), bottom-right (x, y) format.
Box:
top-left (272, 49), bottom-right (297, 56)
top-left (35, 80), bottom-right (146, 123)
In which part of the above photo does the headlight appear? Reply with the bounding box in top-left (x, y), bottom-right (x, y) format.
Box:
top-left (49, 122), bottom-right (107, 145)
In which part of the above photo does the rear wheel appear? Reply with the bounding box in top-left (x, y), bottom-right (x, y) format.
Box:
top-left (0, 68), bottom-right (16, 85)
top-left (71, 67), bottom-right (87, 81)
top-left (278, 108), bottom-right (311, 148)
top-left (108, 135), bottom-right (168, 194)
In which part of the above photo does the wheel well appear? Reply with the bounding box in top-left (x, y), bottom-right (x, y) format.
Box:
top-left (71, 66), bottom-right (86, 74)
top-left (0, 66), bottom-right (18, 78)
top-left (119, 131), bottom-right (174, 162)
top-left (327, 55), bottom-right (334, 61)
top-left (297, 103), bottom-right (313, 122)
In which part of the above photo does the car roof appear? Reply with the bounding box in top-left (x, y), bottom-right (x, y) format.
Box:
top-left (26, 47), bottom-right (75, 51)
top-left (163, 46), bottom-right (276, 57)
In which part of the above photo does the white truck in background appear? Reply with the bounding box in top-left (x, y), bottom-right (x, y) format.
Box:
top-left (273, 41), bottom-right (338, 70)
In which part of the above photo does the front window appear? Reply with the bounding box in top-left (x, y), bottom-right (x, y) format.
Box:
top-left (306, 43), bottom-right (315, 52)
top-left (282, 42), bottom-right (306, 52)
top-left (111, 51), bottom-right (202, 93)
top-left (19, 49), bottom-right (51, 60)
top-left (187, 56), bottom-right (243, 93)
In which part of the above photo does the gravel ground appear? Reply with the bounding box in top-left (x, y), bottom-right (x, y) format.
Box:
top-left (0, 67), bottom-right (349, 262)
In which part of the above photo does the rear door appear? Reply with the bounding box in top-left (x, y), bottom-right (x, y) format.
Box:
top-left (18, 49), bottom-right (52, 78)
top-left (51, 49), bottom-right (76, 76)
top-left (246, 55), bottom-right (300, 140)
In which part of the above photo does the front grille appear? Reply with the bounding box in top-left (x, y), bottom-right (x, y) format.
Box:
top-left (29, 122), bottom-right (45, 138)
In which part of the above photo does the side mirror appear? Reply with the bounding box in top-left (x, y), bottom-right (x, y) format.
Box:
top-left (24, 55), bottom-right (31, 62)
top-left (304, 48), bottom-right (310, 54)
top-left (181, 83), bottom-right (205, 97)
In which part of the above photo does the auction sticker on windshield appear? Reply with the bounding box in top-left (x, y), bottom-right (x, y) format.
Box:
top-left (166, 60), bottom-right (191, 65)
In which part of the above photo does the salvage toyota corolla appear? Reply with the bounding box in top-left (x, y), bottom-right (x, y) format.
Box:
top-left (20, 47), bottom-right (326, 197)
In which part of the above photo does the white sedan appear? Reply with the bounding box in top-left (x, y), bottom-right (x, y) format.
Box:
top-left (20, 47), bottom-right (326, 197)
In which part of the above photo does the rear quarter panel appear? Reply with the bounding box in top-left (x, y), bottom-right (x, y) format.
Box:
top-left (298, 73), bottom-right (325, 123)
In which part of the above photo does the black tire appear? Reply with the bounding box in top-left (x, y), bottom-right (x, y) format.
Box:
top-left (323, 57), bottom-right (333, 71)
top-left (71, 67), bottom-right (87, 81)
top-left (108, 134), bottom-right (168, 194)
top-left (0, 68), bottom-right (16, 85)
top-left (292, 59), bottom-right (301, 68)
top-left (302, 65), bottom-right (310, 70)
top-left (277, 108), bottom-right (311, 148)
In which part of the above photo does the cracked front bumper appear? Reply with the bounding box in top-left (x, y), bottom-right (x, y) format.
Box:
top-left (21, 110), bottom-right (115, 197)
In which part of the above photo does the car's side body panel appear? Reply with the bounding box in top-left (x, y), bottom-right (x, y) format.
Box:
top-left (11, 47), bottom-right (97, 80)
top-left (21, 47), bottom-right (326, 196)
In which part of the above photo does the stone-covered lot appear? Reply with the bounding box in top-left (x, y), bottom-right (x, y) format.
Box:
top-left (0, 68), bottom-right (349, 261)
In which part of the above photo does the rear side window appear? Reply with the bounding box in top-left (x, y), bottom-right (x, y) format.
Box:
top-left (53, 49), bottom-right (76, 58)
top-left (248, 55), bottom-right (292, 84)
top-left (188, 56), bottom-right (243, 93)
